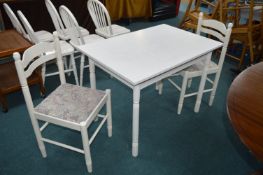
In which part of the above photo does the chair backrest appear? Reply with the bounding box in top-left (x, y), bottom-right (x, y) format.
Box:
top-left (13, 32), bottom-right (66, 114)
top-left (180, 0), bottom-right (220, 29)
top-left (219, 0), bottom-right (262, 29)
top-left (87, 0), bottom-right (113, 35)
top-left (45, 0), bottom-right (67, 39)
top-left (59, 5), bottom-right (85, 45)
top-left (3, 3), bottom-right (27, 38)
top-left (196, 12), bottom-right (233, 71)
top-left (17, 10), bottom-right (39, 44)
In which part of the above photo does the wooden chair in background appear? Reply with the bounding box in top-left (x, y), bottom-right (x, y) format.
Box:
top-left (219, 0), bottom-right (263, 68)
top-left (180, 0), bottom-right (220, 30)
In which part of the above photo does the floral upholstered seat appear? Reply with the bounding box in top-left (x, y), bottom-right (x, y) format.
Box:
top-left (35, 83), bottom-right (105, 124)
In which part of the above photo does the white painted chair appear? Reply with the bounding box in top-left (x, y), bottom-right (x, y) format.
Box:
top-left (17, 10), bottom-right (79, 85)
top-left (3, 3), bottom-right (53, 42)
top-left (45, 0), bottom-right (89, 40)
top-left (59, 5), bottom-right (104, 86)
top-left (13, 32), bottom-right (112, 173)
top-left (158, 12), bottom-right (232, 114)
top-left (87, 0), bottom-right (130, 38)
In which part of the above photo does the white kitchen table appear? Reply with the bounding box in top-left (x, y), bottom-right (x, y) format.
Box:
top-left (75, 24), bottom-right (223, 157)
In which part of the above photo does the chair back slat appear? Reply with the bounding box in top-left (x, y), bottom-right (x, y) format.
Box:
top-left (21, 42), bottom-right (55, 69)
top-left (3, 3), bottom-right (27, 38)
top-left (197, 18), bottom-right (228, 42)
top-left (59, 5), bottom-right (84, 45)
top-left (199, 27), bottom-right (225, 41)
top-left (24, 53), bottom-right (56, 79)
top-left (88, 0), bottom-right (113, 35)
top-left (45, 0), bottom-right (66, 37)
top-left (17, 10), bottom-right (38, 43)
top-left (202, 19), bottom-right (228, 36)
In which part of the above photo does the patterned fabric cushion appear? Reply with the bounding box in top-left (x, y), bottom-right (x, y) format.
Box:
top-left (35, 83), bottom-right (106, 124)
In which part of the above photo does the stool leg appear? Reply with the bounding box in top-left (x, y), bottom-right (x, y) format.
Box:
top-left (38, 73), bottom-right (46, 97)
top-left (0, 93), bottom-right (8, 112)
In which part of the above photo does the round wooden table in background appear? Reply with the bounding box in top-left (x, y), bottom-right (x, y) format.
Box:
top-left (227, 62), bottom-right (263, 165)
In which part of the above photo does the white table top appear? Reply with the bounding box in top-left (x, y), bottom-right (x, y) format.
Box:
top-left (76, 24), bottom-right (222, 86)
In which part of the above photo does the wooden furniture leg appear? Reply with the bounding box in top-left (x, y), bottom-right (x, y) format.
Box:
top-left (238, 45), bottom-right (247, 69)
top-left (248, 32), bottom-right (255, 64)
top-left (0, 92), bottom-right (8, 112)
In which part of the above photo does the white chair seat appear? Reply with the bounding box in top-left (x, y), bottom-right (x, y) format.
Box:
top-left (59, 40), bottom-right (74, 55)
top-left (44, 40), bottom-right (74, 55)
top-left (35, 30), bottom-right (54, 42)
top-left (182, 60), bottom-right (218, 75)
top-left (58, 27), bottom-right (90, 40)
top-left (35, 83), bottom-right (105, 124)
top-left (95, 24), bottom-right (131, 38)
top-left (64, 27), bottom-right (90, 39)
top-left (70, 34), bottom-right (104, 46)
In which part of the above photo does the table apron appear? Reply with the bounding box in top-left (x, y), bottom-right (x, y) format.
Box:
top-left (92, 52), bottom-right (211, 91)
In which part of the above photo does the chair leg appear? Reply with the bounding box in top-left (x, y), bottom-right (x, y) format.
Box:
top-left (39, 80), bottom-right (46, 97)
top-left (41, 63), bottom-right (46, 85)
top-left (80, 54), bottom-right (85, 86)
top-left (70, 54), bottom-right (79, 85)
top-left (63, 56), bottom-right (70, 76)
top-left (187, 78), bottom-right (192, 88)
top-left (0, 93), bottom-right (8, 112)
top-left (238, 45), bottom-right (247, 69)
top-left (209, 73), bottom-right (220, 106)
top-left (177, 73), bottom-right (188, 115)
top-left (30, 117), bottom-right (47, 157)
top-left (158, 81), bottom-right (163, 95)
top-left (155, 82), bottom-right (159, 90)
top-left (106, 89), bottom-right (112, 137)
top-left (80, 123), bottom-right (93, 173)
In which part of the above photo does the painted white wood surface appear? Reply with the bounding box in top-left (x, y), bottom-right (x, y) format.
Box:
top-left (76, 24), bottom-right (222, 86)
top-left (75, 24), bottom-right (223, 157)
